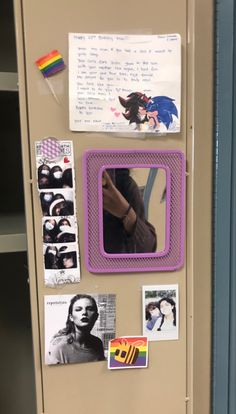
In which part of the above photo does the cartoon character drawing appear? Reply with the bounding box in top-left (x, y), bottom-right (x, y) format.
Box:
top-left (114, 339), bottom-right (144, 365)
top-left (146, 96), bottom-right (178, 130)
top-left (118, 92), bottom-right (178, 131)
top-left (118, 92), bottom-right (149, 130)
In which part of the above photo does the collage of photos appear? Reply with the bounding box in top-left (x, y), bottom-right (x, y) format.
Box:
top-left (44, 285), bottom-right (179, 369)
top-left (142, 284), bottom-right (179, 341)
top-left (31, 30), bottom-right (185, 380)
top-left (45, 293), bottom-right (116, 365)
top-left (35, 143), bottom-right (181, 369)
top-left (36, 140), bottom-right (80, 287)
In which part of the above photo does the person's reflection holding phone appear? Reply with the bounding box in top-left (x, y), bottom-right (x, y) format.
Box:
top-left (102, 169), bottom-right (157, 254)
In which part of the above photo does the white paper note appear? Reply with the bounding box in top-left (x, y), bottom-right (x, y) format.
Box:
top-left (69, 33), bottom-right (181, 134)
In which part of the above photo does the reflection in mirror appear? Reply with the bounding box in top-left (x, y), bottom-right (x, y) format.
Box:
top-left (102, 167), bottom-right (166, 254)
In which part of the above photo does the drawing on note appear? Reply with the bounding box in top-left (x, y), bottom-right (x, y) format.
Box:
top-left (118, 92), bottom-right (178, 132)
top-left (69, 33), bottom-right (181, 134)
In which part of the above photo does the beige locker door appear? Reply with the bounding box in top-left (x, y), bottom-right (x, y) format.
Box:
top-left (14, 0), bottom-right (212, 413)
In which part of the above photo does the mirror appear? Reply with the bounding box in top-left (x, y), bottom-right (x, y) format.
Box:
top-left (101, 167), bottom-right (167, 255)
top-left (83, 149), bottom-right (185, 273)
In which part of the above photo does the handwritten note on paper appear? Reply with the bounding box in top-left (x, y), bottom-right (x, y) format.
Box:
top-left (69, 33), bottom-right (181, 134)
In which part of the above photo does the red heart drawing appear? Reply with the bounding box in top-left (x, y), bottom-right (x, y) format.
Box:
top-left (110, 107), bottom-right (116, 112)
top-left (64, 156), bottom-right (70, 163)
top-left (114, 112), bottom-right (121, 117)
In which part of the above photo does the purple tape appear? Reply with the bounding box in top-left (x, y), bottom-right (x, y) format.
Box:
top-left (41, 137), bottom-right (62, 161)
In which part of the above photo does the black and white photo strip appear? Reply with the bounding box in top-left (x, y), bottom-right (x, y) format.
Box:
top-left (142, 284), bottom-right (179, 341)
top-left (45, 294), bottom-right (116, 365)
top-left (35, 140), bottom-right (80, 286)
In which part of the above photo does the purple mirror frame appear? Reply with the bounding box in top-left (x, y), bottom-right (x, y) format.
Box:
top-left (83, 149), bottom-right (185, 273)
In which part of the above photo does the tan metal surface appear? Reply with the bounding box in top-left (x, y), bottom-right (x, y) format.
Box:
top-left (14, 0), bottom-right (213, 412)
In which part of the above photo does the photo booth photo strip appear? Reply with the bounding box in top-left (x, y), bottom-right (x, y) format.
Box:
top-left (35, 140), bottom-right (81, 287)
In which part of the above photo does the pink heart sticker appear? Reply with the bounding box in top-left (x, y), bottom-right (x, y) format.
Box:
top-left (114, 112), bottom-right (121, 117)
top-left (110, 107), bottom-right (116, 112)
top-left (64, 156), bottom-right (70, 163)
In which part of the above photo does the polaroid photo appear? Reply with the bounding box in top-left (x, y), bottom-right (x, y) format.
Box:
top-left (142, 284), bottom-right (179, 341)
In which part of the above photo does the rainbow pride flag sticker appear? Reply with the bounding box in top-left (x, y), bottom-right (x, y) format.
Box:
top-left (108, 336), bottom-right (148, 369)
top-left (35, 50), bottom-right (66, 78)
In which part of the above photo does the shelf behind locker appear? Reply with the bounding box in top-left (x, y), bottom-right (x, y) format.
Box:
top-left (0, 213), bottom-right (26, 252)
top-left (0, 89), bottom-right (26, 252)
top-left (0, 72), bottom-right (18, 91)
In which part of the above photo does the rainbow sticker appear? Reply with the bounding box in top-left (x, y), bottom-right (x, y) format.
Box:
top-left (35, 50), bottom-right (66, 78)
top-left (108, 336), bottom-right (148, 369)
